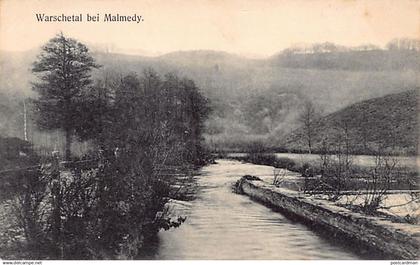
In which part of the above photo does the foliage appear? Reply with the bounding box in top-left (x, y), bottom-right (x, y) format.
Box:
top-left (6, 153), bottom-right (187, 259)
top-left (77, 69), bottom-right (211, 166)
top-left (10, 35), bottom-right (212, 259)
top-left (12, 166), bottom-right (51, 259)
top-left (242, 153), bottom-right (277, 166)
top-left (11, 67), bottom-right (210, 258)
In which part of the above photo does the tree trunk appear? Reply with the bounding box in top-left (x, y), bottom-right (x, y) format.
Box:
top-left (308, 140), bottom-right (312, 154)
top-left (65, 129), bottom-right (71, 161)
top-left (307, 127), bottom-right (312, 154)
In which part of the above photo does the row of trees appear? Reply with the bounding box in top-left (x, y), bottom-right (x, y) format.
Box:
top-left (32, 33), bottom-right (210, 165)
top-left (8, 33), bottom-right (211, 259)
top-left (83, 70), bottom-right (210, 165)
top-left (282, 38), bottom-right (420, 55)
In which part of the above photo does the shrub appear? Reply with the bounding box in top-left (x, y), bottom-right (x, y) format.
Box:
top-left (273, 157), bottom-right (295, 169)
top-left (300, 163), bottom-right (315, 178)
top-left (8, 151), bottom-right (187, 259)
top-left (242, 153), bottom-right (277, 166)
top-left (359, 155), bottom-right (400, 214)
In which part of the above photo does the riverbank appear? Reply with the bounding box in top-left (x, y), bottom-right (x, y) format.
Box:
top-left (156, 160), bottom-right (362, 259)
top-left (229, 153), bottom-right (418, 192)
top-left (235, 176), bottom-right (420, 260)
top-left (228, 152), bottom-right (418, 173)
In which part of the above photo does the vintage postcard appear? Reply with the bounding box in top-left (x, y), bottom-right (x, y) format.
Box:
top-left (0, 0), bottom-right (419, 263)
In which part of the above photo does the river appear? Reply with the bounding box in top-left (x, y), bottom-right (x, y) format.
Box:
top-left (228, 152), bottom-right (418, 168)
top-left (153, 159), bottom-right (364, 259)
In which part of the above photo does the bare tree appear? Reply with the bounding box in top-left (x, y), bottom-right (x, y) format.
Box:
top-left (361, 152), bottom-right (399, 214)
top-left (298, 100), bottom-right (319, 154)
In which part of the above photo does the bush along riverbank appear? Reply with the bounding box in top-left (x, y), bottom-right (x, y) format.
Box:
top-left (234, 176), bottom-right (420, 259)
top-left (236, 152), bottom-right (419, 217)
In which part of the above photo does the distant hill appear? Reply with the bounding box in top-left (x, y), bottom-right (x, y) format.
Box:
top-left (157, 50), bottom-right (259, 67)
top-left (270, 49), bottom-right (420, 71)
top-left (283, 90), bottom-right (418, 155)
top-left (0, 41), bottom-right (419, 152)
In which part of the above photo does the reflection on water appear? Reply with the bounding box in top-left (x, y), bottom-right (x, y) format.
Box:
top-left (154, 160), bottom-right (361, 260)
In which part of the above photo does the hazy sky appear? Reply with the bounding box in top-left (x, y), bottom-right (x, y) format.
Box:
top-left (0, 0), bottom-right (419, 57)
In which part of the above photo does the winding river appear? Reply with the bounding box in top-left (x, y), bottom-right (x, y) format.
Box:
top-left (153, 159), bottom-right (363, 259)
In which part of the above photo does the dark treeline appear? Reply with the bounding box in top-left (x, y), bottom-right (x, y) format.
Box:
top-left (272, 38), bottom-right (420, 71)
top-left (0, 34), bottom-right (211, 259)
top-left (29, 33), bottom-right (210, 166)
top-left (79, 69), bottom-right (210, 166)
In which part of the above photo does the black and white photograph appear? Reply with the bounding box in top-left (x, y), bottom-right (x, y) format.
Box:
top-left (0, 0), bottom-right (419, 263)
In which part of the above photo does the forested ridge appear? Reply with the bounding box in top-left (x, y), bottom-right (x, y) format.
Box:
top-left (0, 39), bottom-right (418, 154)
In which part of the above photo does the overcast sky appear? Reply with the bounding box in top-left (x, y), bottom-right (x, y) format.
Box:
top-left (0, 0), bottom-right (418, 58)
